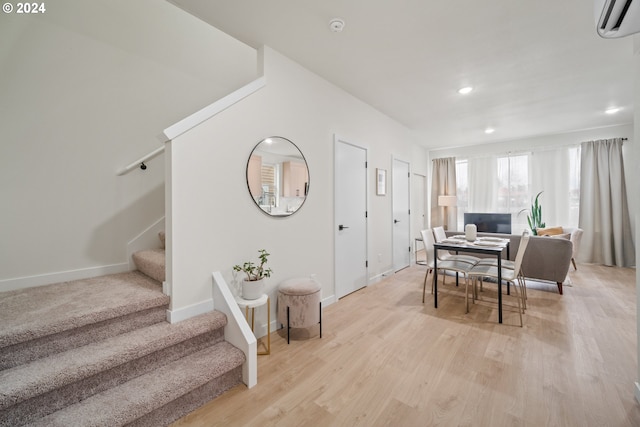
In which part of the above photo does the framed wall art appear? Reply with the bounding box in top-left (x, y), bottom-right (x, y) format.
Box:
top-left (376, 168), bottom-right (386, 196)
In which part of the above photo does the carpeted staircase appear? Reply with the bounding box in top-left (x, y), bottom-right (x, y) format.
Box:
top-left (0, 232), bottom-right (245, 426)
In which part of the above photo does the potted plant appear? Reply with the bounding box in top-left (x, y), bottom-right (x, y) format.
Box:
top-left (519, 191), bottom-right (546, 235)
top-left (233, 249), bottom-right (273, 300)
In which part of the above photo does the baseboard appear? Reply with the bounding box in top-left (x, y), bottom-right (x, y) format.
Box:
top-left (635, 382), bottom-right (640, 404)
top-left (0, 263), bottom-right (130, 293)
top-left (322, 294), bottom-right (336, 307)
top-left (369, 269), bottom-right (394, 285)
top-left (166, 298), bottom-right (214, 324)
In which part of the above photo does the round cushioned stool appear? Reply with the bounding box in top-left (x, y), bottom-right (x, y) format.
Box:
top-left (277, 276), bottom-right (322, 344)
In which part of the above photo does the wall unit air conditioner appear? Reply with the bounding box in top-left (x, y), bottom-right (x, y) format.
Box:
top-left (595, 0), bottom-right (640, 38)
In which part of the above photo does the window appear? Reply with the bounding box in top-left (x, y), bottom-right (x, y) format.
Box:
top-left (497, 154), bottom-right (528, 213)
top-left (455, 147), bottom-right (581, 232)
top-left (258, 163), bottom-right (279, 207)
top-left (456, 154), bottom-right (528, 231)
top-left (455, 160), bottom-right (468, 229)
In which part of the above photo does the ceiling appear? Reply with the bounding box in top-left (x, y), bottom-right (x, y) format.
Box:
top-left (170, 0), bottom-right (636, 149)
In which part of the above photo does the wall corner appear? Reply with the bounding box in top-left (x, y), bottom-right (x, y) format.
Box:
top-left (257, 45), bottom-right (265, 77)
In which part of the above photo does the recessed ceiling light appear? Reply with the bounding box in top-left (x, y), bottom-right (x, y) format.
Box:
top-left (458, 86), bottom-right (473, 95)
top-left (605, 107), bottom-right (620, 114)
top-left (484, 128), bottom-right (495, 134)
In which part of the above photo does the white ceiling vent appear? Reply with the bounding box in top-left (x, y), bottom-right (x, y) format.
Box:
top-left (595, 0), bottom-right (640, 38)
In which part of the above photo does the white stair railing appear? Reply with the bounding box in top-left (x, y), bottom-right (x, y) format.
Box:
top-left (212, 271), bottom-right (257, 388)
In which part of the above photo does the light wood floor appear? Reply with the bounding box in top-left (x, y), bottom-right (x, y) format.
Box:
top-left (172, 263), bottom-right (639, 427)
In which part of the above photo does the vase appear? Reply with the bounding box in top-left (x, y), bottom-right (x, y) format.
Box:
top-left (465, 223), bottom-right (477, 242)
top-left (242, 278), bottom-right (265, 300)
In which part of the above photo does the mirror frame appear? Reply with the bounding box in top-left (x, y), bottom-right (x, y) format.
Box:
top-left (245, 136), bottom-right (310, 217)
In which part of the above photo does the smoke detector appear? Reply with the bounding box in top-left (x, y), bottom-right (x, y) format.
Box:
top-left (329, 18), bottom-right (345, 32)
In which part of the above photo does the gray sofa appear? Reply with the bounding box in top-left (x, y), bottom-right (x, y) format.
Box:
top-left (446, 231), bottom-right (573, 294)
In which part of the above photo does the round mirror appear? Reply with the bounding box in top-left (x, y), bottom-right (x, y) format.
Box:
top-left (246, 136), bottom-right (309, 217)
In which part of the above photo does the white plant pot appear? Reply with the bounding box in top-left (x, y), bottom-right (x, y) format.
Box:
top-left (465, 223), bottom-right (477, 242)
top-left (242, 278), bottom-right (265, 300)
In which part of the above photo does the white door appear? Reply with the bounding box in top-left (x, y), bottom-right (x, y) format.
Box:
top-left (335, 137), bottom-right (368, 299)
top-left (392, 158), bottom-right (411, 271)
top-left (411, 173), bottom-right (426, 262)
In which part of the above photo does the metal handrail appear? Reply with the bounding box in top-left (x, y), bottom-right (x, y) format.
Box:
top-left (116, 145), bottom-right (164, 176)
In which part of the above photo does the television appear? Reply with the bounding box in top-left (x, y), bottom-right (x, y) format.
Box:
top-left (464, 213), bottom-right (512, 234)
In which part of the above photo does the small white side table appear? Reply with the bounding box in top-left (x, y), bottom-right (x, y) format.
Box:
top-left (235, 294), bottom-right (270, 355)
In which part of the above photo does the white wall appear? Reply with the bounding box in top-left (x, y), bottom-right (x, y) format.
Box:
top-left (0, 0), bottom-right (256, 289)
top-left (166, 46), bottom-right (427, 321)
top-left (633, 33), bottom-right (640, 403)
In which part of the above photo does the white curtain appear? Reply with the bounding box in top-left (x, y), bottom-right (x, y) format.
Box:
top-left (579, 138), bottom-right (635, 267)
top-left (529, 146), bottom-right (581, 228)
top-left (431, 157), bottom-right (456, 229)
top-left (468, 156), bottom-right (498, 213)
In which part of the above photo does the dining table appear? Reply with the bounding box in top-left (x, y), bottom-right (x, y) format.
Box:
top-left (433, 235), bottom-right (510, 323)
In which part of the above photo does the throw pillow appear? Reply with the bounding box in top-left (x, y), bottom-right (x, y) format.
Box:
top-left (537, 226), bottom-right (563, 236)
top-left (550, 233), bottom-right (571, 240)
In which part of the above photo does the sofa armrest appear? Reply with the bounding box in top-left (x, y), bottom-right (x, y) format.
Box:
top-left (521, 236), bottom-right (573, 284)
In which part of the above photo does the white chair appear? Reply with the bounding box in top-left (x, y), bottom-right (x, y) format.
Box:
top-left (468, 232), bottom-right (530, 327)
top-left (432, 226), bottom-right (480, 286)
top-left (473, 233), bottom-right (524, 306)
top-left (420, 229), bottom-right (476, 311)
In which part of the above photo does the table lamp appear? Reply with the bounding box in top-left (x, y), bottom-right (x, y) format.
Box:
top-left (438, 195), bottom-right (457, 230)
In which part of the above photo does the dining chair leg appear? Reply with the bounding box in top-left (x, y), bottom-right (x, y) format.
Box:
top-left (465, 277), bottom-right (468, 313)
top-left (422, 268), bottom-right (433, 304)
top-left (471, 277), bottom-right (479, 303)
top-left (422, 269), bottom-right (430, 303)
top-left (519, 269), bottom-right (528, 304)
top-left (512, 280), bottom-right (523, 327)
top-left (465, 277), bottom-right (472, 313)
top-left (472, 277), bottom-right (477, 302)
top-left (517, 273), bottom-right (527, 309)
top-left (518, 275), bottom-right (527, 310)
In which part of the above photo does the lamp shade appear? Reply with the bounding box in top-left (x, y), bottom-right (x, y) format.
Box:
top-left (438, 195), bottom-right (457, 207)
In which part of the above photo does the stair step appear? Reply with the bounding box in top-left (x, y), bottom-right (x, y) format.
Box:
top-left (0, 311), bottom-right (228, 426)
top-left (132, 249), bottom-right (165, 283)
top-left (27, 342), bottom-right (245, 427)
top-left (0, 271), bottom-right (168, 349)
top-left (0, 254), bottom-right (246, 426)
top-left (0, 271), bottom-right (169, 369)
top-left (1, 307), bottom-right (167, 370)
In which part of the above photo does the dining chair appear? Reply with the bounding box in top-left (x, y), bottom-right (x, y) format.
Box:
top-left (432, 226), bottom-right (480, 286)
top-left (467, 232), bottom-right (531, 326)
top-left (420, 229), bottom-right (476, 309)
top-left (474, 231), bottom-right (526, 306)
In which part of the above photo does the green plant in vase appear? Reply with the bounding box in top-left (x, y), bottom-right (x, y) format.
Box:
top-left (233, 249), bottom-right (272, 281)
top-left (233, 249), bottom-right (272, 300)
top-left (519, 191), bottom-right (545, 235)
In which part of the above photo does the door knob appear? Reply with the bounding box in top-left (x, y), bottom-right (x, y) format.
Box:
top-left (394, 219), bottom-right (400, 223)
top-left (338, 224), bottom-right (350, 231)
